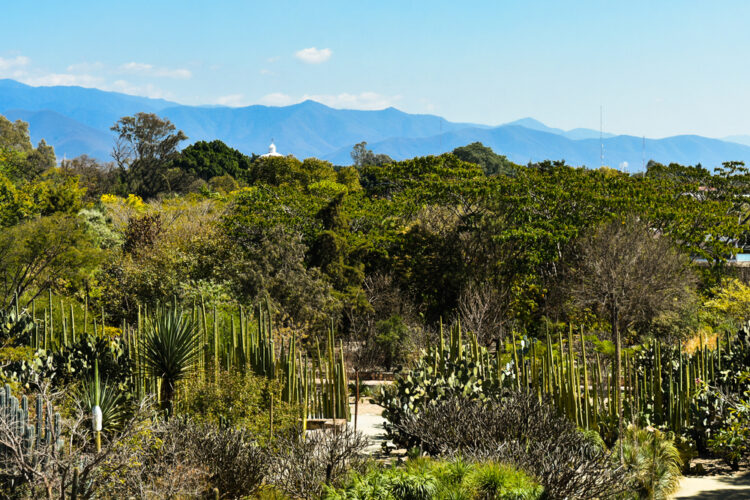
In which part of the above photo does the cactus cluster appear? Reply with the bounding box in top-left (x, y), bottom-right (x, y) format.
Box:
top-left (381, 321), bottom-right (748, 443)
top-left (124, 301), bottom-right (349, 424)
top-left (12, 292), bottom-right (352, 426)
top-left (0, 384), bottom-right (62, 462)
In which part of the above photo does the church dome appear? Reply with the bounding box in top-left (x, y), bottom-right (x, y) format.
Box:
top-left (261, 141), bottom-right (283, 158)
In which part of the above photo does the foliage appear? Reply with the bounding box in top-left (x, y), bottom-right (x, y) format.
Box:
top-left (140, 307), bottom-right (201, 412)
top-left (703, 278), bottom-right (750, 331)
top-left (617, 425), bottom-right (683, 500)
top-left (111, 113), bottom-right (188, 198)
top-left (122, 213), bottom-right (163, 254)
top-left (452, 142), bottom-right (518, 176)
top-left (351, 141), bottom-right (393, 167)
top-left (0, 115), bottom-right (56, 182)
top-left (707, 370), bottom-right (750, 470)
top-left (180, 371), bottom-right (299, 442)
top-left (172, 139), bottom-right (254, 182)
top-left (708, 420), bottom-right (750, 471)
top-left (0, 214), bottom-right (102, 309)
top-left (374, 315), bottom-right (415, 371)
top-left (324, 458), bottom-right (537, 500)
top-left (387, 393), bottom-right (624, 499)
top-left (61, 155), bottom-right (122, 200)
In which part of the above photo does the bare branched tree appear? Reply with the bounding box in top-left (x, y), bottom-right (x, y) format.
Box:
top-left (269, 427), bottom-right (369, 499)
top-left (570, 216), bottom-right (696, 459)
top-left (457, 281), bottom-right (508, 345)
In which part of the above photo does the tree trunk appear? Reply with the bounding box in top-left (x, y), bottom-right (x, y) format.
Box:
top-left (160, 378), bottom-right (174, 415)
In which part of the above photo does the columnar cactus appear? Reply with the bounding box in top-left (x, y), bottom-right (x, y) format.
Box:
top-left (0, 384), bottom-right (62, 461)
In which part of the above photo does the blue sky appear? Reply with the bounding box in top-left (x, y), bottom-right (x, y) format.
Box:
top-left (1, 1), bottom-right (749, 138)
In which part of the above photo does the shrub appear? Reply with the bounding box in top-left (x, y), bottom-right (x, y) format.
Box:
top-left (99, 416), bottom-right (268, 499)
top-left (179, 371), bottom-right (299, 442)
top-left (391, 393), bottom-right (625, 499)
top-left (465, 462), bottom-right (543, 500)
top-left (708, 370), bottom-right (750, 470)
top-left (268, 427), bottom-right (370, 499)
top-left (140, 307), bottom-right (200, 413)
top-left (172, 419), bottom-right (268, 498)
top-left (617, 425), bottom-right (683, 500)
top-left (323, 458), bottom-right (543, 500)
top-left (374, 315), bottom-right (414, 371)
top-left (708, 421), bottom-right (750, 471)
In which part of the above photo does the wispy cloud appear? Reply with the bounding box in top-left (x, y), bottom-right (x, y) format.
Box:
top-left (110, 80), bottom-right (172, 99)
top-left (259, 91), bottom-right (400, 110)
top-left (259, 92), bottom-right (295, 106)
top-left (118, 62), bottom-right (192, 79)
top-left (0, 54), bottom-right (173, 99)
top-left (294, 47), bottom-right (332, 64)
top-left (0, 55), bottom-right (30, 71)
top-left (22, 73), bottom-right (104, 87)
top-left (65, 61), bottom-right (104, 73)
top-left (259, 68), bottom-right (275, 76)
top-left (215, 94), bottom-right (247, 106)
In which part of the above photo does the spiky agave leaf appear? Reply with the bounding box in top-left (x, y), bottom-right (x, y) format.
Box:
top-left (140, 307), bottom-right (201, 410)
top-left (78, 375), bottom-right (131, 434)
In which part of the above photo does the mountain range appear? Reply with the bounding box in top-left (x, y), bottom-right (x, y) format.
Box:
top-left (2, 78), bottom-right (750, 170)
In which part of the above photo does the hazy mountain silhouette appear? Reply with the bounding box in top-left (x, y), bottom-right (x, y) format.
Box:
top-left (2, 79), bottom-right (749, 170)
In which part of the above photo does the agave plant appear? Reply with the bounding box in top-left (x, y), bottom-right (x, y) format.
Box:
top-left (78, 359), bottom-right (131, 435)
top-left (140, 307), bottom-right (201, 413)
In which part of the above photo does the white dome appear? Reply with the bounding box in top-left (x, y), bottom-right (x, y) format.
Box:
top-left (261, 141), bottom-right (283, 158)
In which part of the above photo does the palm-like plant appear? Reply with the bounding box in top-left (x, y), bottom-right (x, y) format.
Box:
top-left (619, 425), bottom-right (683, 500)
top-left (140, 307), bottom-right (201, 413)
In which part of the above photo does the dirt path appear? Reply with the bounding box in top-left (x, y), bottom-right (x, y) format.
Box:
top-left (674, 471), bottom-right (750, 499)
top-left (350, 399), bottom-right (388, 454)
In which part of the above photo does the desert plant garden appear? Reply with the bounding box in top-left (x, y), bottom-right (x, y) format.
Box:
top-left (1, 113), bottom-right (749, 498)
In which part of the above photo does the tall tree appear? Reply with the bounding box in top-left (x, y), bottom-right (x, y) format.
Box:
top-left (111, 113), bottom-right (187, 198)
top-left (452, 142), bottom-right (518, 176)
top-left (571, 216), bottom-right (696, 459)
top-left (350, 141), bottom-right (392, 167)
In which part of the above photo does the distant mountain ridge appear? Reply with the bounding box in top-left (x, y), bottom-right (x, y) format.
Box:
top-left (2, 78), bottom-right (750, 170)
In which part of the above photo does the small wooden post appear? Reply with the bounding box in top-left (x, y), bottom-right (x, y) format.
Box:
top-left (354, 369), bottom-right (360, 432)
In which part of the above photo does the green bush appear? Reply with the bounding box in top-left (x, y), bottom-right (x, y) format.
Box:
top-left (708, 420), bottom-right (750, 470)
top-left (323, 458), bottom-right (543, 500)
top-left (618, 425), bottom-right (683, 500)
top-left (374, 315), bottom-right (414, 371)
top-left (179, 371), bottom-right (299, 442)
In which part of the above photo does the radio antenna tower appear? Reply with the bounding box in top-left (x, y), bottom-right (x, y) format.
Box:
top-left (642, 136), bottom-right (646, 171)
top-left (599, 105), bottom-right (604, 167)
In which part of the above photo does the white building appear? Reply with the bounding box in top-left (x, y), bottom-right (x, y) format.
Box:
top-left (260, 142), bottom-right (283, 158)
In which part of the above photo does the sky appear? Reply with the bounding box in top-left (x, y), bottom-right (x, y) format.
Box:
top-left (1, 0), bottom-right (749, 138)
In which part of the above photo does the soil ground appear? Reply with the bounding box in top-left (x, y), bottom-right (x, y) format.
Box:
top-left (675, 459), bottom-right (750, 499)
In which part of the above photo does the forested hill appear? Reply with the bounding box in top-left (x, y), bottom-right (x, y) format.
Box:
top-left (3, 78), bottom-right (750, 169)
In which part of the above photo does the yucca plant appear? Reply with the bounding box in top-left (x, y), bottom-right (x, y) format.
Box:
top-left (140, 307), bottom-right (200, 413)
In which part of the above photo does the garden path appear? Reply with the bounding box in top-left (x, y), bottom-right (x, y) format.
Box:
top-left (674, 471), bottom-right (750, 499)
